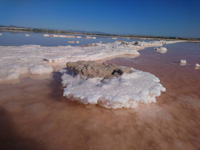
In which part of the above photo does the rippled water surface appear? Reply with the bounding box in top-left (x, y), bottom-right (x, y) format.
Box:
top-left (0, 42), bottom-right (200, 150)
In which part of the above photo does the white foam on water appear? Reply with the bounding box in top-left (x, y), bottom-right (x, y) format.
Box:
top-left (61, 68), bottom-right (166, 109)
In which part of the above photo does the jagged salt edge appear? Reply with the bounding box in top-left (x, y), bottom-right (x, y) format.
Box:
top-left (61, 68), bottom-right (166, 109)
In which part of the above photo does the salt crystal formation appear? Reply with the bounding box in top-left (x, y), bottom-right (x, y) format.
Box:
top-left (62, 61), bottom-right (166, 109)
top-left (154, 47), bottom-right (167, 53)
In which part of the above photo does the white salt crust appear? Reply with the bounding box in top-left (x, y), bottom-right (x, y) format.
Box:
top-left (0, 40), bottom-right (183, 82)
top-left (29, 66), bottom-right (53, 74)
top-left (61, 68), bottom-right (166, 109)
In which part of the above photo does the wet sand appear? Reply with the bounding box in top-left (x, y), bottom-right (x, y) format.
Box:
top-left (0, 42), bottom-right (200, 150)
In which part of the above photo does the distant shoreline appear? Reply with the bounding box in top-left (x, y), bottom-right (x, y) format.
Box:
top-left (0, 26), bottom-right (200, 42)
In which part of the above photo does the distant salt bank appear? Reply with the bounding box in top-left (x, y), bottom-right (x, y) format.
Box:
top-left (0, 40), bottom-right (184, 83)
top-left (86, 36), bottom-right (96, 39)
top-left (43, 34), bottom-right (83, 39)
top-left (50, 34), bottom-right (75, 38)
top-left (61, 61), bottom-right (166, 109)
top-left (43, 34), bottom-right (49, 37)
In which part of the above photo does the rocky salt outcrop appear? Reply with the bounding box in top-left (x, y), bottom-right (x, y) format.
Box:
top-left (61, 61), bottom-right (166, 109)
top-left (66, 61), bottom-right (134, 79)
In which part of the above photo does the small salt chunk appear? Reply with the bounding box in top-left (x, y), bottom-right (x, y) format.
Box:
top-left (195, 63), bottom-right (200, 70)
top-left (154, 47), bottom-right (167, 53)
top-left (180, 59), bottom-right (187, 65)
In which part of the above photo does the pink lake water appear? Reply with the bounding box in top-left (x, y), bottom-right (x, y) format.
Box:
top-left (0, 42), bottom-right (200, 150)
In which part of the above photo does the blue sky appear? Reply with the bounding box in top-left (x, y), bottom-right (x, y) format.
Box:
top-left (0, 0), bottom-right (200, 38)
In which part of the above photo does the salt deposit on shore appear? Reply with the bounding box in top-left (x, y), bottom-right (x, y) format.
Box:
top-left (0, 40), bottom-right (183, 82)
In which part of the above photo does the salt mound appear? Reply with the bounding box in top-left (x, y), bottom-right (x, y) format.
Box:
top-left (61, 62), bottom-right (166, 109)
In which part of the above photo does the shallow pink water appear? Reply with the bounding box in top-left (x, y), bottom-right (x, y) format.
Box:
top-left (0, 42), bottom-right (200, 150)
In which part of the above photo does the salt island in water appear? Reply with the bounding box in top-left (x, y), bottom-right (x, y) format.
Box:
top-left (61, 61), bottom-right (166, 109)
